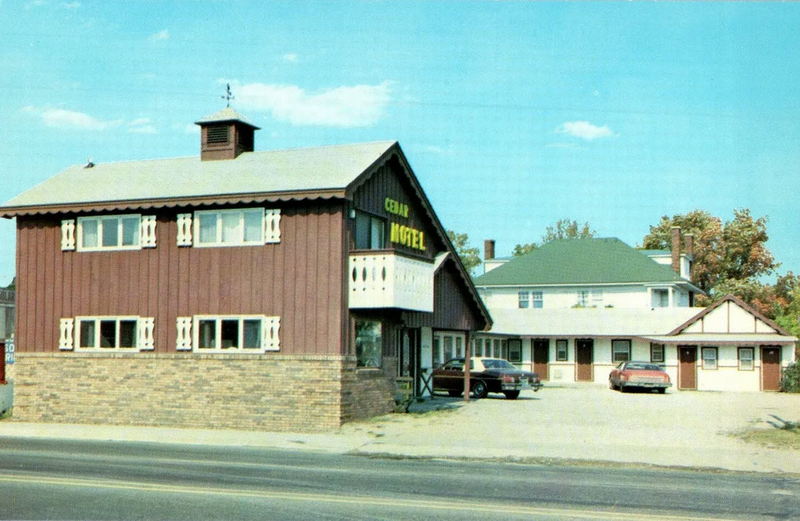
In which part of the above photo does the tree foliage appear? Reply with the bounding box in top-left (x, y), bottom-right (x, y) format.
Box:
top-left (642, 209), bottom-right (777, 293)
top-left (512, 219), bottom-right (596, 257)
top-left (447, 230), bottom-right (481, 275)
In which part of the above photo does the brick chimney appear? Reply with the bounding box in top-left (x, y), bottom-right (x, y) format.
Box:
top-left (670, 226), bottom-right (681, 274)
top-left (195, 107), bottom-right (260, 161)
top-left (484, 239), bottom-right (496, 260)
top-left (683, 233), bottom-right (694, 280)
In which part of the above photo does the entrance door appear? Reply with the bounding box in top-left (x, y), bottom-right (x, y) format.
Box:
top-left (399, 329), bottom-right (421, 395)
top-left (576, 339), bottom-right (593, 381)
top-left (761, 346), bottom-right (781, 391)
top-left (533, 339), bottom-right (549, 380)
top-left (678, 346), bottom-right (697, 390)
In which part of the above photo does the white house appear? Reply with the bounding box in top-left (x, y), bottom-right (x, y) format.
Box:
top-left (472, 234), bottom-right (796, 392)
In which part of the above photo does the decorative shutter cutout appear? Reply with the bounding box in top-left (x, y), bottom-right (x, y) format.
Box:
top-left (61, 220), bottom-right (76, 251)
top-left (262, 316), bottom-right (280, 351)
top-left (59, 318), bottom-right (75, 350)
top-left (177, 213), bottom-right (193, 246)
top-left (264, 209), bottom-right (281, 244)
top-left (176, 317), bottom-right (193, 351)
top-left (140, 216), bottom-right (157, 248)
top-left (138, 317), bottom-right (155, 350)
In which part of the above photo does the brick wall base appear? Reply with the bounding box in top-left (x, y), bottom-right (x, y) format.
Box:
top-left (8, 353), bottom-right (396, 432)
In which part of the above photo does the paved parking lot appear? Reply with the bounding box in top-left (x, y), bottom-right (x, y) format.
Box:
top-left (342, 385), bottom-right (800, 474)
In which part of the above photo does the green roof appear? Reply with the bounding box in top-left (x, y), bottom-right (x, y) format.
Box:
top-left (474, 238), bottom-right (687, 286)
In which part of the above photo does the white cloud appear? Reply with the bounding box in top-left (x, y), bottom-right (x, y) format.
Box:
top-left (556, 121), bottom-right (615, 141)
top-left (149, 29), bottom-right (169, 42)
top-left (128, 118), bottom-right (157, 134)
top-left (23, 106), bottom-right (121, 130)
top-left (282, 53), bottom-right (298, 63)
top-left (232, 81), bottom-right (392, 127)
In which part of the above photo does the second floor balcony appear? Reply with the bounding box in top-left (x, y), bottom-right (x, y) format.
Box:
top-left (349, 251), bottom-right (435, 312)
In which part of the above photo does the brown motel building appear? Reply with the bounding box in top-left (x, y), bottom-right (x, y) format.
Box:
top-left (0, 108), bottom-right (491, 432)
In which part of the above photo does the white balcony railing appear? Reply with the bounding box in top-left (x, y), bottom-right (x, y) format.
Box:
top-left (349, 251), bottom-right (434, 312)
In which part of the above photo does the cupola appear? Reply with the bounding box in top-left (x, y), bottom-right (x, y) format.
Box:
top-left (195, 107), bottom-right (260, 161)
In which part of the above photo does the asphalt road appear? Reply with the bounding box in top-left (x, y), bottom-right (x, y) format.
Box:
top-left (0, 437), bottom-right (798, 521)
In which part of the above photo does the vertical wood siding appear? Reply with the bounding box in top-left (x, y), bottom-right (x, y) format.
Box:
top-left (15, 201), bottom-right (346, 355)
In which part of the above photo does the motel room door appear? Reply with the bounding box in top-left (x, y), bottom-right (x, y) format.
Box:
top-left (533, 339), bottom-right (549, 380)
top-left (575, 339), bottom-right (593, 382)
top-left (761, 346), bottom-right (781, 391)
top-left (678, 346), bottom-right (697, 390)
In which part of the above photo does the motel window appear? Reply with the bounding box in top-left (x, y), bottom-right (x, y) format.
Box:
top-left (433, 335), bottom-right (442, 365)
top-left (443, 336), bottom-right (453, 360)
top-left (455, 336), bottom-right (463, 358)
top-left (556, 339), bottom-right (568, 361)
top-left (652, 289), bottom-right (669, 308)
top-left (78, 215), bottom-right (141, 251)
top-left (355, 319), bottom-right (382, 368)
top-left (508, 339), bottom-right (522, 363)
top-left (702, 347), bottom-right (718, 370)
top-left (650, 343), bottom-right (665, 363)
top-left (354, 211), bottom-right (386, 250)
top-left (738, 347), bottom-right (754, 371)
top-left (474, 338), bottom-right (483, 357)
top-left (532, 291), bottom-right (543, 309)
top-left (77, 317), bottom-right (138, 350)
top-left (612, 339), bottom-right (631, 362)
top-left (518, 291), bottom-right (529, 309)
top-left (577, 290), bottom-right (589, 307)
top-left (195, 316), bottom-right (267, 351)
top-left (195, 208), bottom-right (264, 247)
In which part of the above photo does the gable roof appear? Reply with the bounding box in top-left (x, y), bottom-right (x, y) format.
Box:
top-left (0, 141), bottom-right (397, 217)
top-left (668, 294), bottom-right (791, 337)
top-left (474, 237), bottom-right (693, 287)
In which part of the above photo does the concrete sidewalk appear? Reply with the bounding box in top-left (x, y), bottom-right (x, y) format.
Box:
top-left (1, 386), bottom-right (799, 475)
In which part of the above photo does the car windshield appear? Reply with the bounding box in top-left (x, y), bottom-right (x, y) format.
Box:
top-left (482, 359), bottom-right (515, 369)
top-left (625, 363), bottom-right (663, 371)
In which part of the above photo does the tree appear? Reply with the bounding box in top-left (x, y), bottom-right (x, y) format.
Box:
top-left (447, 230), bottom-right (481, 275)
top-left (513, 219), bottom-right (596, 256)
top-left (641, 209), bottom-right (777, 294)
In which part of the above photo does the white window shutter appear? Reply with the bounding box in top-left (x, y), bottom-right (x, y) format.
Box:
top-left (140, 215), bottom-right (157, 248)
top-left (59, 318), bottom-right (75, 350)
top-left (177, 213), bottom-right (193, 246)
top-left (262, 316), bottom-right (280, 351)
top-left (176, 317), bottom-right (193, 351)
top-left (264, 209), bottom-right (281, 244)
top-left (138, 317), bottom-right (155, 350)
top-left (61, 220), bottom-right (76, 251)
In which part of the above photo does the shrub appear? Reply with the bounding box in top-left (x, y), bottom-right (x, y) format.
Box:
top-left (780, 362), bottom-right (800, 393)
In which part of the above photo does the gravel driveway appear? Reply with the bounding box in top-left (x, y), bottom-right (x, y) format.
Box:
top-left (341, 385), bottom-right (800, 474)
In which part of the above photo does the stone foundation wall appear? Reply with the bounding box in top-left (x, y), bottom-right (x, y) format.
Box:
top-left (8, 353), bottom-right (394, 432)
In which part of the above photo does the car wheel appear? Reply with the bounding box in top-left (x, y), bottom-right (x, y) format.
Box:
top-left (447, 390), bottom-right (462, 397)
top-left (619, 384), bottom-right (627, 393)
top-left (608, 379), bottom-right (617, 391)
top-left (504, 390), bottom-right (520, 400)
top-left (657, 388), bottom-right (666, 394)
top-left (472, 380), bottom-right (488, 399)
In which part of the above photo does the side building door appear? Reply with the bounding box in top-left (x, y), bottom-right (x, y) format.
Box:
top-left (761, 346), bottom-right (781, 391)
top-left (678, 346), bottom-right (697, 390)
top-left (533, 339), bottom-right (549, 381)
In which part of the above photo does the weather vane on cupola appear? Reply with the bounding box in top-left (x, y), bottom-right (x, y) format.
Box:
top-left (221, 83), bottom-right (235, 107)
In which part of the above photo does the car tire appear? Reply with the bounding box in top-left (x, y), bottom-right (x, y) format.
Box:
top-left (472, 380), bottom-right (488, 399)
top-left (608, 379), bottom-right (617, 391)
top-left (657, 388), bottom-right (666, 394)
top-left (619, 384), bottom-right (627, 393)
top-left (447, 390), bottom-right (462, 397)
top-left (504, 390), bottom-right (520, 400)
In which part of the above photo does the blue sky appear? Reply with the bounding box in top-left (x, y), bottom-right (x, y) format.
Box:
top-left (1, 0), bottom-right (799, 285)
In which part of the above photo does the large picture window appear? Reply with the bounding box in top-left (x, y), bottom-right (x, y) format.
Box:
top-left (556, 339), bottom-right (568, 361)
top-left (195, 208), bottom-right (264, 247)
top-left (650, 343), bottom-right (665, 363)
top-left (78, 215), bottom-right (140, 251)
top-left (508, 339), bottom-right (522, 363)
top-left (355, 319), bottom-right (382, 368)
top-left (612, 339), bottom-right (631, 362)
top-left (738, 347), bottom-right (754, 371)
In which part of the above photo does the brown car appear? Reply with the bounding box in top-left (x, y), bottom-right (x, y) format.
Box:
top-left (432, 357), bottom-right (542, 399)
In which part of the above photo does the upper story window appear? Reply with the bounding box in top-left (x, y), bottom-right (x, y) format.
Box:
top-left (577, 289), bottom-right (603, 307)
top-left (196, 208), bottom-right (264, 247)
top-left (78, 215), bottom-right (139, 250)
top-left (58, 315), bottom-right (155, 351)
top-left (518, 291), bottom-right (529, 308)
top-left (652, 288), bottom-right (669, 308)
top-left (354, 211), bottom-right (386, 250)
top-left (175, 314), bottom-right (280, 353)
top-left (519, 290), bottom-right (543, 309)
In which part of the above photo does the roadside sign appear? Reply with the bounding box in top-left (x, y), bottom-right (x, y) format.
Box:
top-left (4, 340), bottom-right (13, 365)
